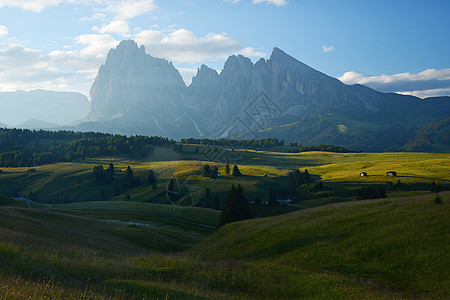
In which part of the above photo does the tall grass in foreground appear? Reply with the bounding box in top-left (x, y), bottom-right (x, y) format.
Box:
top-left (1, 192), bottom-right (449, 299)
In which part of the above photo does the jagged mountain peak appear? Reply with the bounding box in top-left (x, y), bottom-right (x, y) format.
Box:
top-left (83, 40), bottom-right (450, 151)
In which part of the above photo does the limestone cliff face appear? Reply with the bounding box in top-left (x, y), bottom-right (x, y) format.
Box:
top-left (88, 40), bottom-right (195, 138)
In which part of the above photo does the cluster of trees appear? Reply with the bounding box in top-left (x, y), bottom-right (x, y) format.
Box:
top-left (124, 166), bottom-right (140, 189)
top-left (202, 164), bottom-right (219, 179)
top-left (0, 128), bottom-right (175, 167)
top-left (92, 163), bottom-right (115, 184)
top-left (197, 188), bottom-right (221, 210)
top-left (286, 142), bottom-right (355, 153)
top-left (181, 137), bottom-right (285, 148)
top-left (218, 184), bottom-right (251, 227)
top-left (287, 169), bottom-right (311, 200)
top-left (356, 186), bottom-right (387, 200)
top-left (91, 164), bottom-right (157, 200)
top-left (430, 182), bottom-right (441, 193)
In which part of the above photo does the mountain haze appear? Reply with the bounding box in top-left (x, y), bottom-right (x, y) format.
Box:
top-left (85, 40), bottom-right (450, 151)
top-left (0, 90), bottom-right (89, 127)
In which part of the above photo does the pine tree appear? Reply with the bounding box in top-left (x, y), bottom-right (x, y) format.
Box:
top-left (113, 184), bottom-right (120, 196)
top-left (268, 187), bottom-right (277, 206)
top-left (232, 165), bottom-right (240, 176)
top-left (147, 169), bottom-right (156, 185)
top-left (225, 163), bottom-right (231, 175)
top-left (288, 172), bottom-right (295, 199)
top-left (168, 179), bottom-right (174, 192)
top-left (92, 165), bottom-right (105, 184)
top-left (212, 195), bottom-right (221, 210)
top-left (218, 184), bottom-right (250, 227)
top-left (204, 188), bottom-right (211, 208)
top-left (124, 166), bottom-right (135, 188)
top-left (293, 169), bottom-right (304, 188)
top-left (317, 181), bottom-right (324, 190)
top-left (105, 163), bottom-right (114, 183)
top-left (304, 169), bottom-right (310, 184)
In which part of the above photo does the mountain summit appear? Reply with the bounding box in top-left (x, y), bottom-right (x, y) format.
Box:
top-left (85, 40), bottom-right (450, 151)
top-left (88, 40), bottom-right (195, 137)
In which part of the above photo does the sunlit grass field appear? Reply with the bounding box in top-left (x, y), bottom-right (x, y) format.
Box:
top-left (0, 148), bottom-right (448, 207)
top-left (0, 148), bottom-right (449, 298)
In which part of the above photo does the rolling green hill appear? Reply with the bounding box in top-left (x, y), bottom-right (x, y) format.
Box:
top-left (0, 150), bottom-right (448, 216)
top-left (191, 192), bottom-right (450, 298)
top-left (0, 193), bottom-right (448, 299)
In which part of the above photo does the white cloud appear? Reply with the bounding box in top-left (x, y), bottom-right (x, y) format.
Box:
top-left (0, 0), bottom-right (157, 20)
top-left (0, 25), bottom-right (8, 37)
top-left (135, 28), bottom-right (264, 63)
top-left (0, 43), bottom-right (75, 92)
top-left (339, 69), bottom-right (450, 85)
top-left (238, 46), bottom-right (266, 57)
top-left (104, 0), bottom-right (157, 20)
top-left (225, 0), bottom-right (287, 6)
top-left (253, 0), bottom-right (287, 6)
top-left (0, 0), bottom-right (66, 12)
top-left (339, 69), bottom-right (450, 98)
top-left (322, 45), bottom-right (334, 53)
top-left (398, 88), bottom-right (450, 99)
top-left (0, 31), bottom-right (120, 94)
top-left (96, 20), bottom-right (130, 34)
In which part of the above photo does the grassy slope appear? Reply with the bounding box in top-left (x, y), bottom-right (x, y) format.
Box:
top-left (1, 193), bottom-right (448, 299)
top-left (0, 194), bottom-right (28, 207)
top-left (191, 192), bottom-right (450, 298)
top-left (1, 149), bottom-right (448, 207)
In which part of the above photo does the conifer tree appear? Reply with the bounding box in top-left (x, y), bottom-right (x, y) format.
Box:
top-left (148, 169), bottom-right (156, 185)
top-left (218, 184), bottom-right (250, 227)
top-left (225, 163), bottom-right (231, 175)
top-left (204, 188), bottom-right (211, 208)
top-left (232, 165), bottom-right (240, 176)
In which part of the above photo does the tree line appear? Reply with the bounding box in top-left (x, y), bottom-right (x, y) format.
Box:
top-left (286, 142), bottom-right (356, 153)
top-left (181, 137), bottom-right (355, 153)
top-left (0, 128), bottom-right (175, 167)
top-left (181, 137), bottom-right (285, 148)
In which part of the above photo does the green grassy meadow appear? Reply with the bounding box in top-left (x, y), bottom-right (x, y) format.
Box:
top-left (0, 147), bottom-right (449, 298)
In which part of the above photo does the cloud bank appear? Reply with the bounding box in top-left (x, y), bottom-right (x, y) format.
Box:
top-left (339, 69), bottom-right (450, 98)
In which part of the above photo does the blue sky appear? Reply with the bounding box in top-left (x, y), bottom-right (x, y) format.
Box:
top-left (0, 0), bottom-right (449, 98)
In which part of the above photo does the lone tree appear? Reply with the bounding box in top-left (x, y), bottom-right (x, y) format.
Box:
top-left (92, 165), bottom-right (105, 184)
top-left (218, 184), bottom-right (251, 227)
top-left (232, 165), bottom-right (240, 176)
top-left (225, 163), bottom-right (231, 175)
top-left (124, 166), bottom-right (137, 188)
top-left (148, 169), bottom-right (156, 185)
top-left (268, 187), bottom-right (277, 206)
top-left (105, 163), bottom-right (115, 183)
top-left (204, 188), bottom-right (211, 208)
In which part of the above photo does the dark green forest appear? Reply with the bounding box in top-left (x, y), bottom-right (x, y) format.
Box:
top-left (0, 128), bottom-right (174, 167)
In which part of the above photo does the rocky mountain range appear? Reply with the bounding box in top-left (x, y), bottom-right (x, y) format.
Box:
top-left (84, 40), bottom-right (450, 151)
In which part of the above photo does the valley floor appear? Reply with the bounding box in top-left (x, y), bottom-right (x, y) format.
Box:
top-left (0, 149), bottom-right (449, 299)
